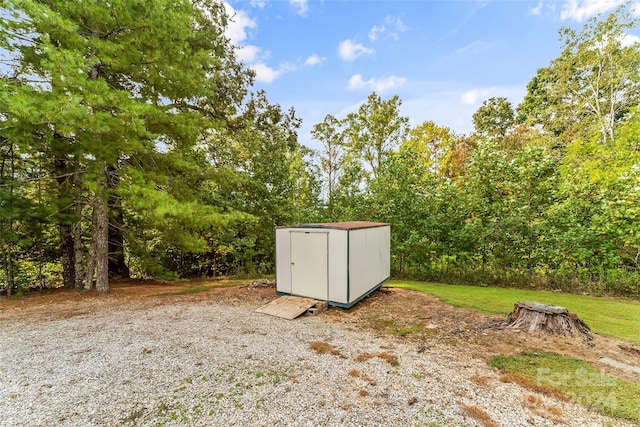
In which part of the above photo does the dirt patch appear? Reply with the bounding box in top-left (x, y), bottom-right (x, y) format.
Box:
top-left (356, 351), bottom-right (400, 366)
top-left (1, 280), bottom-right (638, 384)
top-left (323, 286), bottom-right (640, 384)
top-left (523, 394), bottom-right (566, 425)
top-left (0, 278), bottom-right (274, 322)
top-left (499, 372), bottom-right (570, 402)
top-left (460, 403), bottom-right (500, 427)
top-left (308, 341), bottom-right (346, 358)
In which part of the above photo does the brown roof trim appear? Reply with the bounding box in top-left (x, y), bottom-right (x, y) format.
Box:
top-left (279, 221), bottom-right (389, 230)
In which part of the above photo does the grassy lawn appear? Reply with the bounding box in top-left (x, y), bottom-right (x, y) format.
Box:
top-left (389, 280), bottom-right (640, 345)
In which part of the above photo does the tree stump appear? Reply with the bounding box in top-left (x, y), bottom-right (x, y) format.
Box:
top-left (505, 302), bottom-right (593, 340)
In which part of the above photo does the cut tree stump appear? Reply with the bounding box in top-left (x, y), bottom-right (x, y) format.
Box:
top-left (505, 301), bottom-right (593, 340)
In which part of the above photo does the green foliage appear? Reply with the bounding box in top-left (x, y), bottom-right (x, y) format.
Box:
top-left (472, 97), bottom-right (515, 138)
top-left (518, 6), bottom-right (640, 144)
top-left (1, 0), bottom-right (253, 289)
top-left (402, 120), bottom-right (459, 176)
top-left (367, 145), bottom-right (465, 276)
top-left (0, 132), bottom-right (57, 294)
top-left (311, 114), bottom-right (345, 214)
top-left (462, 143), bottom-right (560, 270)
top-left (199, 91), bottom-right (321, 275)
top-left (362, 7), bottom-right (640, 298)
top-left (2, 2), bottom-right (640, 298)
top-left (0, 0), bottom-right (322, 288)
top-left (490, 353), bottom-right (640, 422)
top-left (310, 92), bottom-right (411, 222)
top-left (343, 92), bottom-right (410, 181)
top-left (599, 165), bottom-right (640, 267)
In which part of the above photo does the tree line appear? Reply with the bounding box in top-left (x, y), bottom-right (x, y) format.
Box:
top-left (1, 1), bottom-right (639, 298)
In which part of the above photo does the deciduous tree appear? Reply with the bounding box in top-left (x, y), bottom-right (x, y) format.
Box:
top-left (343, 92), bottom-right (409, 181)
top-left (311, 114), bottom-right (345, 215)
top-left (518, 6), bottom-right (640, 144)
top-left (472, 97), bottom-right (515, 139)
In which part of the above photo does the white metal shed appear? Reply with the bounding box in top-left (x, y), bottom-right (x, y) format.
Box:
top-left (275, 221), bottom-right (390, 308)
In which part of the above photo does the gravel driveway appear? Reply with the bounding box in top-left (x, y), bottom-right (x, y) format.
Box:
top-left (0, 296), bottom-right (630, 426)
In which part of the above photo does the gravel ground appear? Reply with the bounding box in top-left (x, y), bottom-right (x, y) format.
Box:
top-left (0, 298), bottom-right (631, 427)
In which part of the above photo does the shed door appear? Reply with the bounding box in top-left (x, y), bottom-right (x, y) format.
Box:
top-left (290, 231), bottom-right (328, 301)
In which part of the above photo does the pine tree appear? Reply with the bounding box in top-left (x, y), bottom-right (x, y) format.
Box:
top-left (1, 0), bottom-right (252, 292)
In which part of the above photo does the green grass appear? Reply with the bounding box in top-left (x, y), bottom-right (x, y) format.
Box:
top-left (490, 352), bottom-right (640, 423)
top-left (389, 280), bottom-right (640, 345)
top-left (174, 285), bottom-right (213, 295)
top-left (153, 284), bottom-right (215, 296)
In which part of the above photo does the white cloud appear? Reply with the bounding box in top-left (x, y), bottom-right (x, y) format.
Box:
top-left (347, 74), bottom-right (406, 92)
top-left (368, 16), bottom-right (408, 42)
top-left (632, 2), bottom-right (640, 15)
top-left (369, 24), bottom-right (385, 42)
top-left (386, 16), bottom-right (408, 40)
top-left (560, 0), bottom-right (626, 21)
top-left (250, 63), bottom-right (280, 83)
top-left (250, 0), bottom-right (268, 8)
top-left (236, 45), bottom-right (261, 63)
top-left (528, 1), bottom-right (557, 16)
top-left (620, 33), bottom-right (640, 47)
top-left (289, 0), bottom-right (308, 15)
top-left (222, 3), bottom-right (264, 67)
top-left (590, 33), bottom-right (640, 50)
top-left (304, 54), bottom-right (325, 66)
top-left (529, 0), bottom-right (544, 15)
top-left (223, 3), bottom-right (257, 45)
top-left (460, 88), bottom-right (495, 105)
top-left (337, 40), bottom-right (375, 61)
top-left (222, 2), bottom-right (319, 84)
top-left (250, 62), bottom-right (295, 84)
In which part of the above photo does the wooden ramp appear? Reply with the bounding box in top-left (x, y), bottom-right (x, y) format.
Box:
top-left (255, 295), bottom-right (320, 320)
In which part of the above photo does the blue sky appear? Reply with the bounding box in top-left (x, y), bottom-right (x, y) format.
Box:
top-left (223, 0), bottom-right (640, 150)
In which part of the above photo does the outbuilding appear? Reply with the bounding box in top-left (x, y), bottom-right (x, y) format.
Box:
top-left (275, 221), bottom-right (390, 308)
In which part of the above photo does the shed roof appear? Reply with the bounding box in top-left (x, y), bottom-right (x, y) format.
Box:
top-left (280, 221), bottom-right (389, 230)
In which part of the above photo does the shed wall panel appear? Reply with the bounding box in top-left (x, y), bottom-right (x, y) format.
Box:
top-left (277, 228), bottom-right (347, 300)
top-left (348, 226), bottom-right (390, 303)
top-left (327, 230), bottom-right (348, 304)
top-left (275, 228), bottom-right (291, 294)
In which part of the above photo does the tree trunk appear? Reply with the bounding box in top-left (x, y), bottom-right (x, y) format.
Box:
top-left (59, 224), bottom-right (76, 289)
top-left (84, 239), bottom-right (97, 291)
top-left (73, 172), bottom-right (85, 291)
top-left (55, 157), bottom-right (76, 289)
top-left (84, 194), bottom-right (98, 291)
top-left (84, 195), bottom-right (109, 294)
top-left (73, 222), bottom-right (84, 291)
top-left (106, 166), bottom-right (129, 278)
top-left (505, 301), bottom-right (592, 340)
top-left (108, 208), bottom-right (128, 278)
top-left (93, 194), bottom-right (109, 294)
